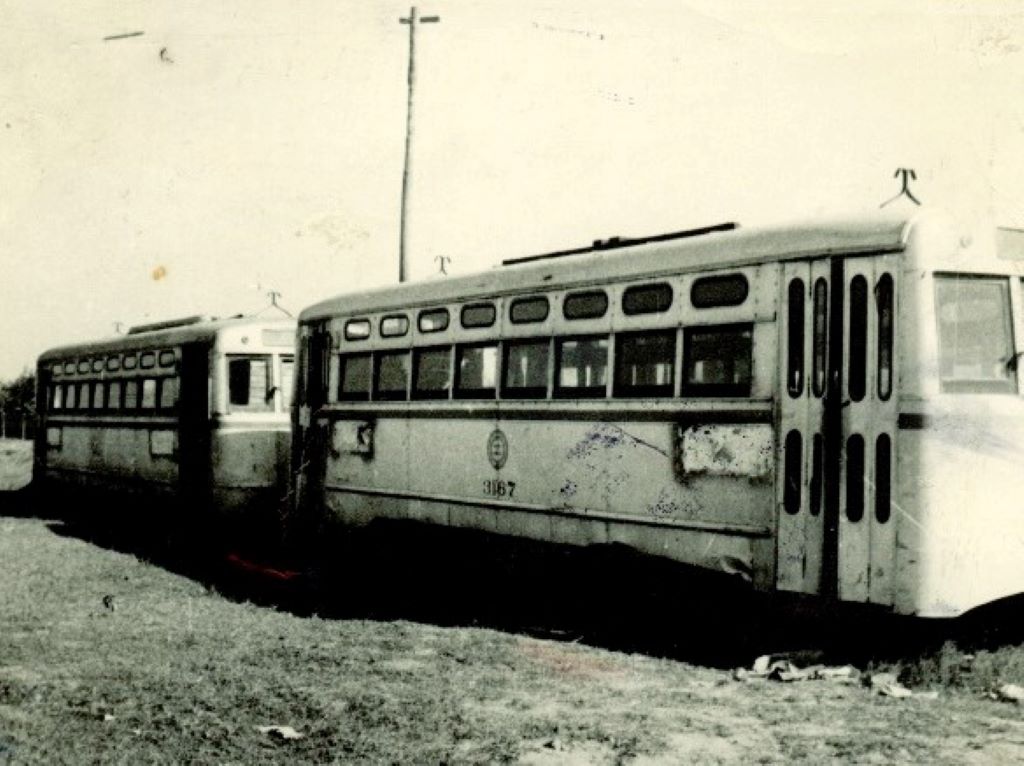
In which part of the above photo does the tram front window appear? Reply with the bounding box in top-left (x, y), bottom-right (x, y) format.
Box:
top-left (935, 275), bottom-right (1016, 393)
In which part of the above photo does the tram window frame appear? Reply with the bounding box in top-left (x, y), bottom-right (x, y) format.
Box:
top-left (158, 350), bottom-right (176, 368)
top-left (345, 319), bottom-right (372, 341)
top-left (123, 380), bottom-right (139, 410)
top-left (91, 359), bottom-right (104, 373)
top-left (106, 356), bottom-right (121, 372)
top-left (374, 350), bottom-right (410, 401)
top-left (77, 360), bottom-right (90, 374)
top-left (509, 296), bottom-right (549, 324)
top-left (613, 329), bottom-right (676, 398)
top-left (226, 355), bottom-right (274, 413)
top-left (141, 379), bottom-right (158, 410)
top-left (681, 323), bottom-right (753, 397)
top-left (812, 277), bottom-right (828, 398)
top-left (158, 377), bottom-right (180, 410)
top-left (787, 278), bottom-right (805, 398)
top-left (77, 382), bottom-right (91, 410)
top-left (91, 381), bottom-right (105, 410)
top-left (563, 290), bottom-right (609, 320)
top-left (461, 303), bottom-right (496, 329)
top-left (554, 335), bottom-right (610, 399)
top-left (876, 273), bottom-right (894, 401)
top-left (412, 346), bottom-right (453, 400)
top-left (279, 355), bottom-right (296, 409)
top-left (622, 283), bottom-right (673, 316)
top-left (63, 361), bottom-right (75, 375)
top-left (140, 352), bottom-right (156, 370)
top-left (848, 275), bottom-right (868, 402)
top-left (418, 308), bottom-right (450, 334)
top-left (691, 274), bottom-right (749, 308)
top-left (454, 342), bottom-right (498, 399)
top-left (64, 383), bottom-right (76, 410)
top-left (379, 315), bottom-right (409, 338)
top-left (107, 380), bottom-right (123, 410)
top-left (502, 338), bottom-right (550, 399)
top-left (50, 384), bottom-right (63, 410)
top-left (338, 352), bottom-right (372, 401)
top-left (123, 355), bottom-right (137, 371)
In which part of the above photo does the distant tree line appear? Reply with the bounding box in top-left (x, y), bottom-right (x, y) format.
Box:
top-left (0, 370), bottom-right (36, 440)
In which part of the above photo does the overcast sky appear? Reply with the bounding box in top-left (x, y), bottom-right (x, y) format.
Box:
top-left (2, 1), bottom-right (1023, 380)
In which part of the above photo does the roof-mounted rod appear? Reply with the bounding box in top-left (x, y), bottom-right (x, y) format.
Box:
top-left (502, 221), bottom-right (739, 267)
top-left (127, 315), bottom-right (210, 335)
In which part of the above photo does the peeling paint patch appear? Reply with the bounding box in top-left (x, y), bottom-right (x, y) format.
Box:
top-left (677, 424), bottom-right (773, 478)
top-left (567, 423), bottom-right (668, 461)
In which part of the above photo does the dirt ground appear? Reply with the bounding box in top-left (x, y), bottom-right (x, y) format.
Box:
top-left (2, 494), bottom-right (1024, 763)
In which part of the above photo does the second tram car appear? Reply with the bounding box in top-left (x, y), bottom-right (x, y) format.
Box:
top-left (292, 212), bottom-right (1024, 617)
top-left (35, 315), bottom-right (296, 533)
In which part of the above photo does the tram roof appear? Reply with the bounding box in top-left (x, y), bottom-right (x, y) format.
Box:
top-left (38, 315), bottom-right (295, 363)
top-left (301, 213), bottom-right (922, 322)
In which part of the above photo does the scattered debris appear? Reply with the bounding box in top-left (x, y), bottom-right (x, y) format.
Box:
top-left (102, 595), bottom-right (116, 612)
top-left (735, 655), bottom-right (859, 684)
top-left (102, 713), bottom-right (116, 723)
top-left (256, 725), bottom-right (303, 741)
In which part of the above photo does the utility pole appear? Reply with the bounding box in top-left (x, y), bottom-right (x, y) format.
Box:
top-left (398, 7), bottom-right (440, 283)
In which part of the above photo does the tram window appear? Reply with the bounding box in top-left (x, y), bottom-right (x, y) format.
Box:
top-left (934, 276), bottom-right (1016, 393)
top-left (502, 339), bottom-right (550, 398)
top-left (380, 315), bottom-right (409, 338)
top-left (413, 347), bottom-right (452, 399)
top-left (812, 278), bottom-right (828, 398)
top-left (123, 355), bottom-right (137, 371)
top-left (345, 319), bottom-right (371, 341)
top-left (159, 350), bottom-right (176, 368)
top-left (77, 383), bottom-right (90, 410)
top-left (91, 382), bottom-right (105, 410)
top-left (52, 363), bottom-right (62, 378)
top-left (140, 352), bottom-right (156, 370)
top-left (124, 380), bottom-right (139, 409)
top-left (106, 357), bottom-right (120, 372)
top-left (141, 379), bottom-right (157, 409)
top-left (613, 330), bottom-right (676, 398)
top-left (65, 383), bottom-right (77, 410)
top-left (455, 343), bottom-right (498, 398)
top-left (159, 378), bottom-right (179, 410)
top-left (91, 359), bottom-right (104, 373)
top-left (280, 356), bottom-right (296, 407)
top-left (877, 274), bottom-right (894, 401)
top-left (227, 356), bottom-right (272, 412)
top-left (418, 309), bottom-right (450, 333)
top-left (623, 283), bottom-right (673, 316)
top-left (846, 434), bottom-right (865, 522)
top-left (77, 360), bottom-right (90, 374)
top-left (51, 385), bottom-right (62, 410)
top-left (783, 429), bottom-right (802, 515)
top-left (848, 275), bottom-right (868, 402)
top-left (875, 433), bottom-right (892, 524)
top-left (510, 296), bottom-right (549, 324)
top-left (682, 324), bottom-right (753, 396)
top-left (563, 290), bottom-right (608, 320)
top-left (787, 279), bottom-right (805, 398)
top-left (374, 351), bottom-right (409, 400)
top-left (691, 274), bottom-right (749, 308)
top-left (555, 336), bottom-right (609, 398)
top-left (107, 381), bottom-right (122, 410)
top-left (461, 303), bottom-right (496, 329)
top-left (63, 361), bottom-right (75, 375)
top-left (338, 353), bottom-right (371, 401)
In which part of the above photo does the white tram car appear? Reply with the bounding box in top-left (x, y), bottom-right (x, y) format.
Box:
top-left (35, 315), bottom-right (296, 530)
top-left (292, 213), bottom-right (1024, 617)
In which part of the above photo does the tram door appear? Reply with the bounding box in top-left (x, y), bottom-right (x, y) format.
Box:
top-left (777, 256), bottom-right (898, 605)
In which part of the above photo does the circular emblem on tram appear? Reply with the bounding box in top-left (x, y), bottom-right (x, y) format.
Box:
top-left (487, 428), bottom-right (509, 470)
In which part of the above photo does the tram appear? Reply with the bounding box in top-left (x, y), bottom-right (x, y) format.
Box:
top-left (35, 315), bottom-right (296, 534)
top-left (291, 212), bottom-right (1024, 617)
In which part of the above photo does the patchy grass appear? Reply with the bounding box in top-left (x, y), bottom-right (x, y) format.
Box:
top-left (2, 512), bottom-right (1024, 764)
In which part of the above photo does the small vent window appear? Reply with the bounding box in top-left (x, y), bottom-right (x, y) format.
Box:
top-left (159, 350), bottom-right (176, 367)
top-left (123, 355), bottom-right (138, 371)
top-left (622, 283), bottom-right (673, 315)
top-left (418, 309), bottom-right (450, 333)
top-left (461, 303), bottom-right (496, 329)
top-left (106, 357), bottom-right (121, 372)
top-left (345, 319), bottom-right (371, 341)
top-left (563, 290), bottom-right (608, 320)
top-left (140, 352), bottom-right (156, 370)
top-left (77, 360), bottom-right (90, 374)
top-left (63, 361), bottom-right (75, 375)
top-left (92, 359), bottom-right (104, 373)
top-left (691, 274), bottom-right (749, 308)
top-left (380, 315), bottom-right (409, 338)
top-left (510, 297), bottom-right (549, 324)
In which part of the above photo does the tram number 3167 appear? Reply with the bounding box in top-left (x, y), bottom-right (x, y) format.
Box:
top-left (483, 479), bottom-right (516, 499)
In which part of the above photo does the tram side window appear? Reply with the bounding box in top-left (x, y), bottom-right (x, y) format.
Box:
top-left (375, 351), bottom-right (410, 401)
top-left (339, 353), bottom-right (371, 401)
top-left (280, 355), bottom-right (295, 408)
top-left (141, 379), bottom-right (157, 409)
top-left (682, 324), bottom-right (753, 397)
top-left (107, 381), bottom-right (122, 410)
top-left (455, 343), bottom-right (497, 399)
top-left (65, 383), bottom-right (76, 410)
top-left (503, 339), bottom-right (549, 398)
top-left (159, 377), bottom-right (179, 410)
top-left (413, 347), bottom-right (452, 399)
top-left (613, 330), bottom-right (676, 397)
top-left (555, 336), bottom-right (609, 398)
top-left (227, 356), bottom-right (273, 413)
top-left (91, 382), bottom-right (105, 410)
top-left (77, 383), bottom-right (90, 410)
top-left (51, 385), bottom-right (62, 410)
top-left (124, 380), bottom-right (139, 409)
top-left (935, 275), bottom-right (1015, 393)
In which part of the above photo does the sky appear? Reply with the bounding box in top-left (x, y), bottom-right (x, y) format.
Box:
top-left (2, 1), bottom-right (1024, 380)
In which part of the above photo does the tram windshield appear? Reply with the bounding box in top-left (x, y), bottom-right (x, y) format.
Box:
top-left (935, 275), bottom-right (1016, 393)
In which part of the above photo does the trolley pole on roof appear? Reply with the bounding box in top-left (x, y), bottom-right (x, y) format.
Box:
top-left (398, 6), bottom-right (440, 283)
